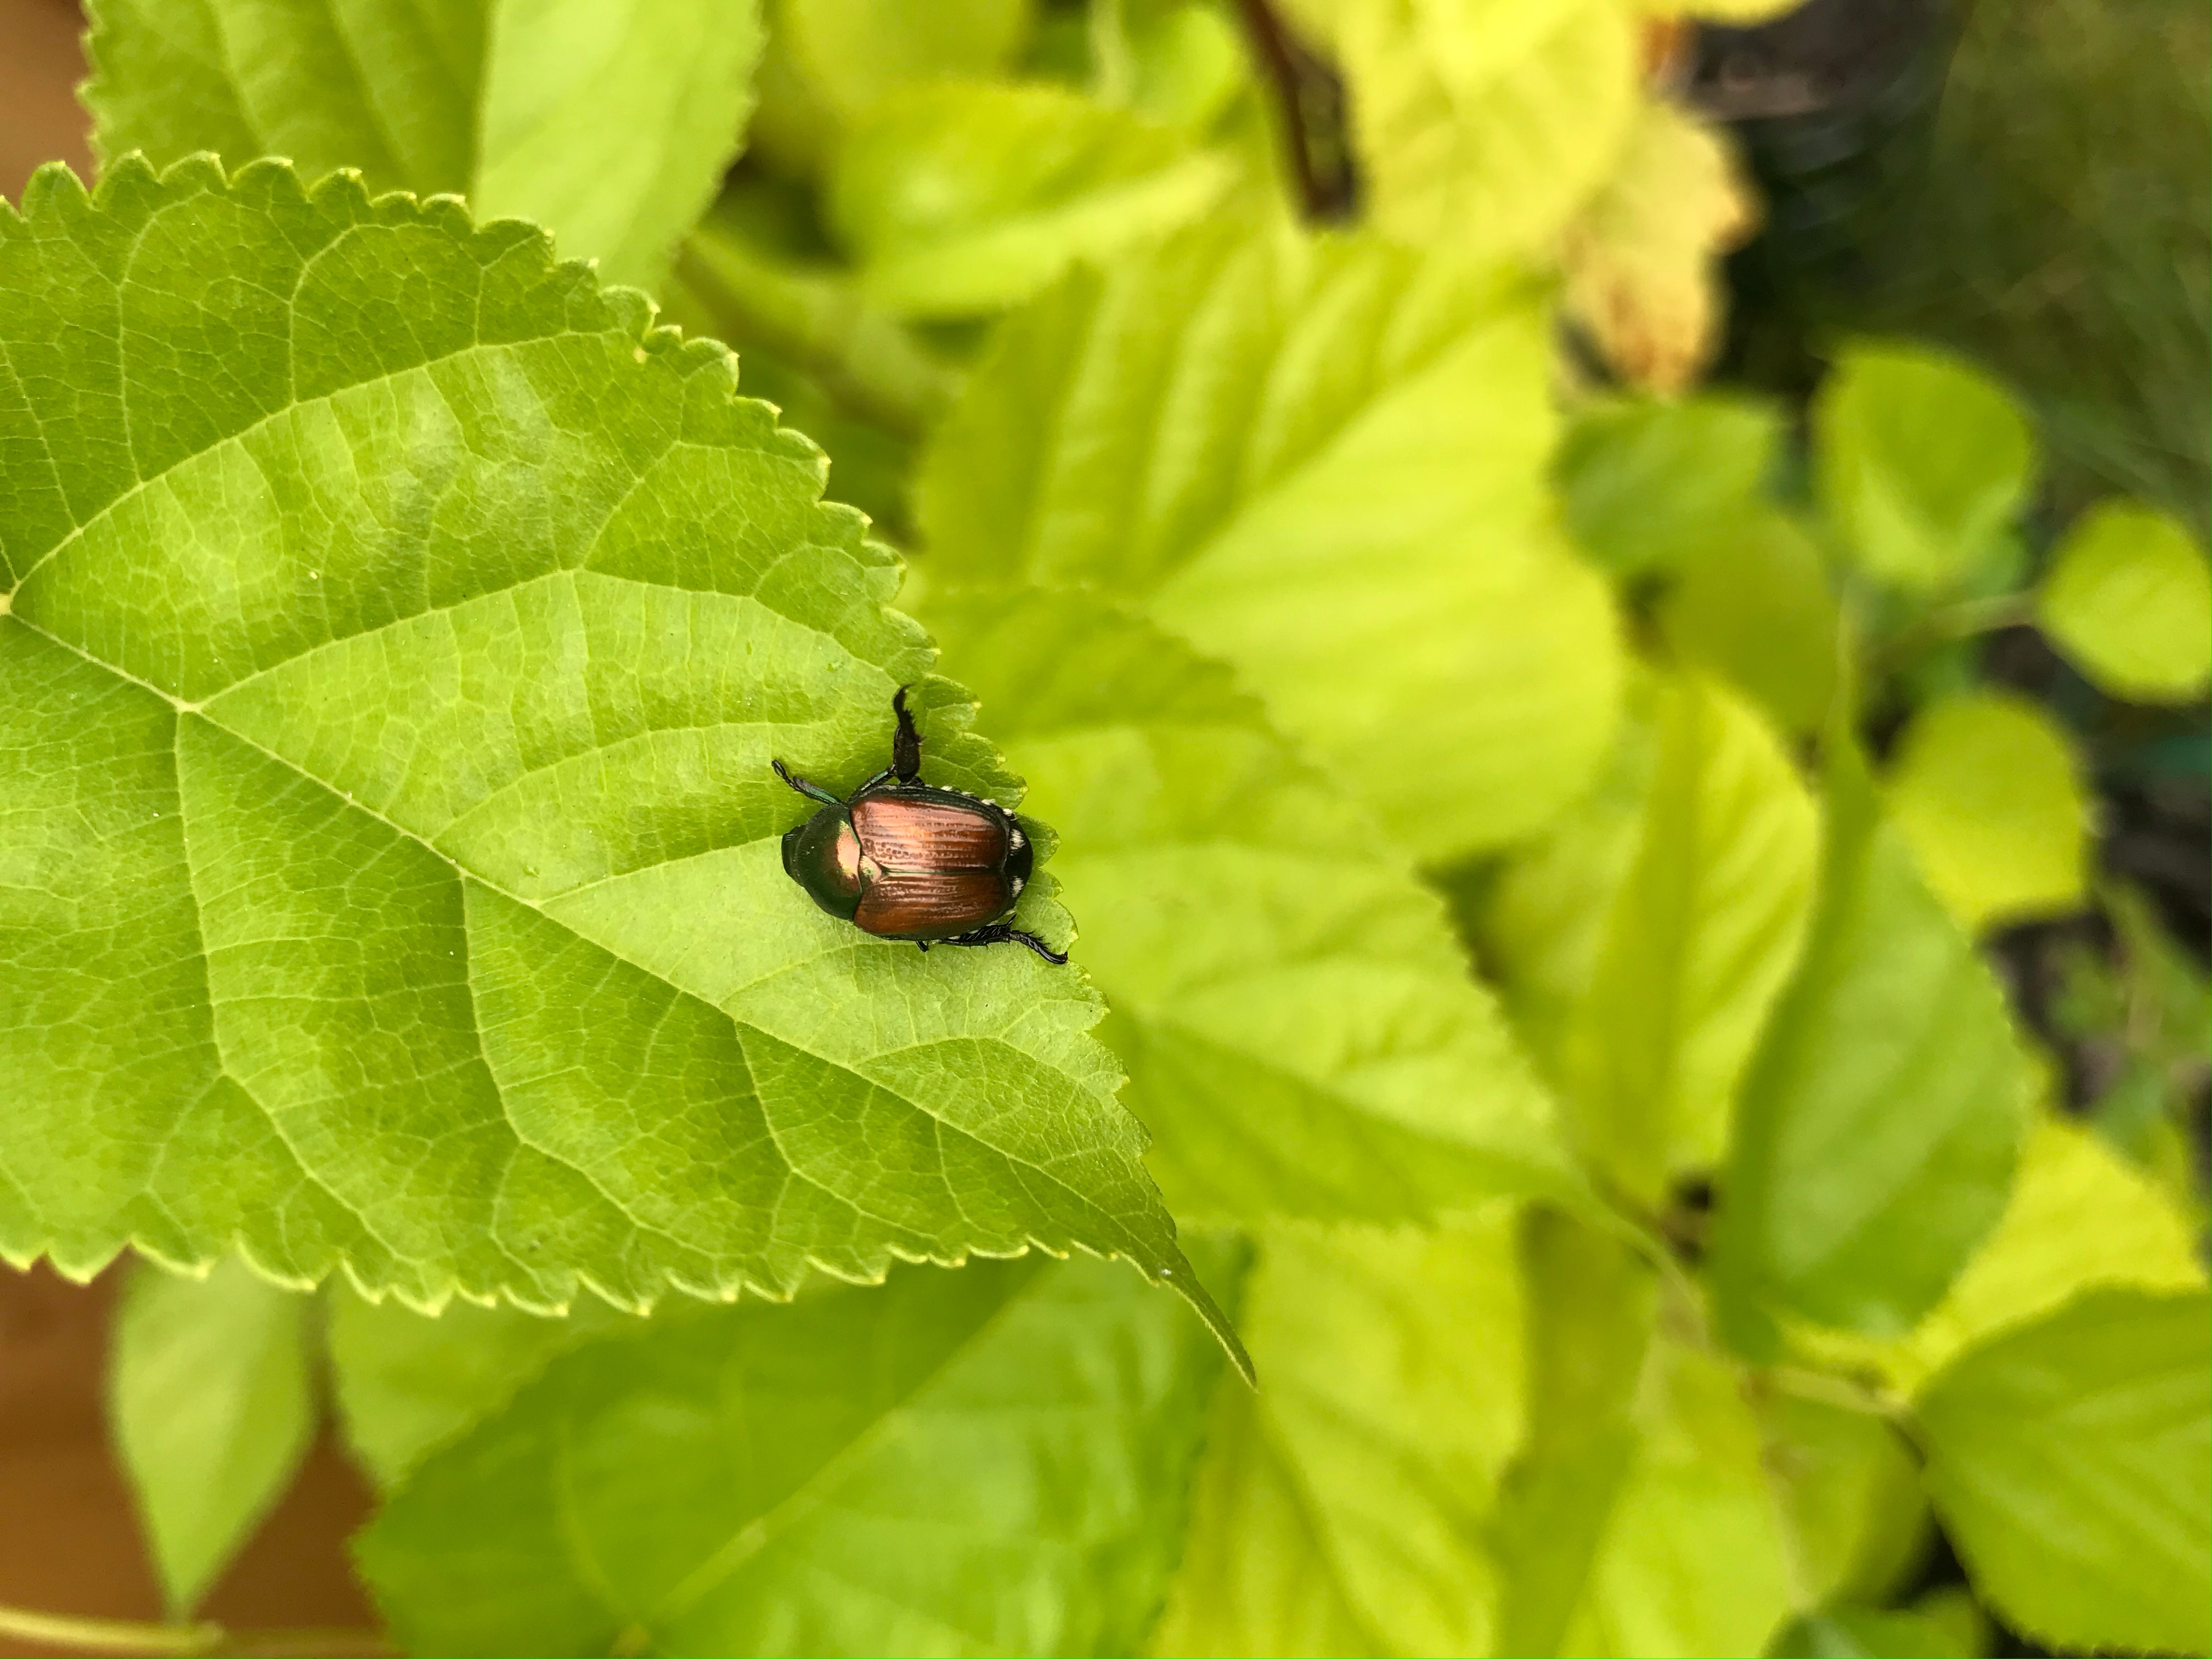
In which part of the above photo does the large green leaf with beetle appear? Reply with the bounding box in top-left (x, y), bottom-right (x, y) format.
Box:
top-left (0, 157), bottom-right (1239, 1363)
top-left (85, 0), bottom-right (765, 290)
top-left (354, 1251), bottom-right (1235, 1657)
top-left (920, 584), bottom-right (1574, 1227)
top-left (918, 217), bottom-right (1623, 862)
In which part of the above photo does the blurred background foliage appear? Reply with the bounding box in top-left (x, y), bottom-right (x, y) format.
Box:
top-left (0, 0), bottom-right (2206, 1655)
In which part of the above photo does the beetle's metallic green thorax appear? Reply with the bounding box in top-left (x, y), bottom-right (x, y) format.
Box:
top-left (781, 805), bottom-right (864, 922)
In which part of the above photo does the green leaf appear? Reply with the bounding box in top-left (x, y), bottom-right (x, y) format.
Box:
top-left (918, 218), bottom-right (1624, 862)
top-left (1756, 1393), bottom-right (1929, 1610)
top-left (920, 585), bottom-right (1572, 1226)
top-left (1559, 1333), bottom-right (1795, 1658)
top-left (1306, 0), bottom-right (1639, 263)
top-left (84, 0), bottom-right (764, 290)
top-left (2035, 498), bottom-right (2212, 702)
top-left (1790, 1117), bottom-right (2207, 1395)
top-left (1813, 343), bottom-right (2035, 592)
top-left (1655, 507), bottom-right (1842, 736)
top-left (1489, 1209), bottom-right (1655, 1658)
top-left (1562, 671), bottom-right (1819, 1200)
top-left (1557, 394), bottom-right (1784, 577)
top-left (1886, 692), bottom-right (2090, 932)
top-left (1453, 679), bottom-right (1660, 1079)
top-left (827, 81), bottom-right (1237, 318)
top-left (1916, 1288), bottom-right (2211, 1656)
top-left (1152, 1214), bottom-right (1526, 1657)
top-left (327, 1285), bottom-right (637, 1491)
top-left (781, 0), bottom-right (1033, 120)
top-left (1712, 735), bottom-right (2029, 1344)
top-left (109, 1259), bottom-right (316, 1613)
top-left (357, 1250), bottom-right (1235, 1657)
top-left (1769, 1593), bottom-right (1988, 1659)
top-left (0, 157), bottom-right (1239, 1369)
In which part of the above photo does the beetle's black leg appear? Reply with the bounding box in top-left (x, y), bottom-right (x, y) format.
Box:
top-left (891, 684), bottom-right (922, 785)
top-left (772, 757), bottom-right (845, 809)
top-left (936, 922), bottom-right (1069, 965)
top-left (916, 940), bottom-right (929, 953)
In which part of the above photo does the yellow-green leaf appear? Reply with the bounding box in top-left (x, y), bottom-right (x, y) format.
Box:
top-left (1886, 692), bottom-right (2090, 933)
top-left (2035, 498), bottom-right (2212, 702)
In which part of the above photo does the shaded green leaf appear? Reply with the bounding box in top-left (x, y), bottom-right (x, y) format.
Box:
top-left (1452, 678), bottom-right (1659, 1078)
top-left (1557, 394), bottom-right (1784, 577)
top-left (1152, 1214), bottom-right (1525, 1657)
top-left (1757, 1392), bottom-right (1929, 1610)
top-left (0, 158), bottom-right (1235, 1364)
top-left (1563, 671), bottom-right (1818, 1200)
top-left (1769, 1593), bottom-right (1988, 1659)
top-left (1814, 343), bottom-right (2035, 591)
top-left (828, 82), bottom-right (1237, 318)
top-left (84, 0), bottom-right (764, 289)
top-left (328, 1285), bottom-right (637, 1491)
top-left (109, 1259), bottom-right (316, 1613)
top-left (1917, 1288), bottom-right (2210, 1656)
top-left (2035, 498), bottom-right (2212, 702)
top-left (1559, 1332), bottom-right (1795, 1658)
top-left (1712, 735), bottom-right (2028, 1344)
top-left (1886, 692), bottom-right (2090, 932)
top-left (921, 585), bottom-right (1572, 1227)
top-left (918, 218), bottom-right (1624, 861)
top-left (1656, 507), bottom-right (1842, 735)
top-left (357, 1251), bottom-right (1235, 1657)
top-left (1489, 1209), bottom-right (1655, 1658)
top-left (1790, 1117), bottom-right (2206, 1394)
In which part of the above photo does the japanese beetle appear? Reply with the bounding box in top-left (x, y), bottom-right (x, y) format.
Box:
top-left (773, 687), bottom-right (1068, 964)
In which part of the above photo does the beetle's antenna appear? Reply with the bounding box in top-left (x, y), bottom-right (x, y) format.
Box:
top-left (772, 758), bottom-right (844, 809)
top-left (891, 684), bottom-right (922, 785)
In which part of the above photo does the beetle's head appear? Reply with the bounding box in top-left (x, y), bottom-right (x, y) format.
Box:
top-left (781, 805), bottom-right (865, 921)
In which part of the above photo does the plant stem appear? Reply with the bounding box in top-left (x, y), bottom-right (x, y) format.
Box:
top-left (0, 1602), bottom-right (393, 1658)
top-left (1229, 0), bottom-right (1359, 222)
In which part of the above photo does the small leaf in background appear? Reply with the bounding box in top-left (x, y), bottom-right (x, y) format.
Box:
top-left (1558, 1333), bottom-right (1793, 1657)
top-left (1656, 507), bottom-right (1842, 735)
top-left (1885, 691), bottom-right (2090, 933)
top-left (919, 218), bottom-right (1625, 862)
top-left (109, 1260), bottom-right (316, 1613)
top-left (1489, 1209), bottom-right (1654, 1658)
top-left (327, 1287), bottom-right (640, 1491)
top-left (85, 0), bottom-right (765, 289)
top-left (922, 585), bottom-right (1574, 1228)
top-left (828, 82), bottom-right (1237, 318)
top-left (1302, 0), bottom-right (1639, 263)
top-left (1793, 1116), bottom-right (2206, 1395)
top-left (357, 1251), bottom-right (1235, 1657)
top-left (1814, 343), bottom-right (2036, 592)
top-left (2034, 498), bottom-right (2212, 702)
top-left (1556, 392), bottom-right (1784, 577)
top-left (1153, 1214), bottom-right (1525, 1657)
top-left (1560, 98), bottom-right (1757, 394)
top-left (1563, 670), bottom-right (1818, 1202)
top-left (1755, 1393), bottom-right (1929, 1610)
top-left (0, 160), bottom-right (1235, 1362)
top-left (1916, 1288), bottom-right (2211, 1656)
top-left (1712, 736), bottom-right (2029, 1345)
top-left (1769, 1591), bottom-right (1988, 1659)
